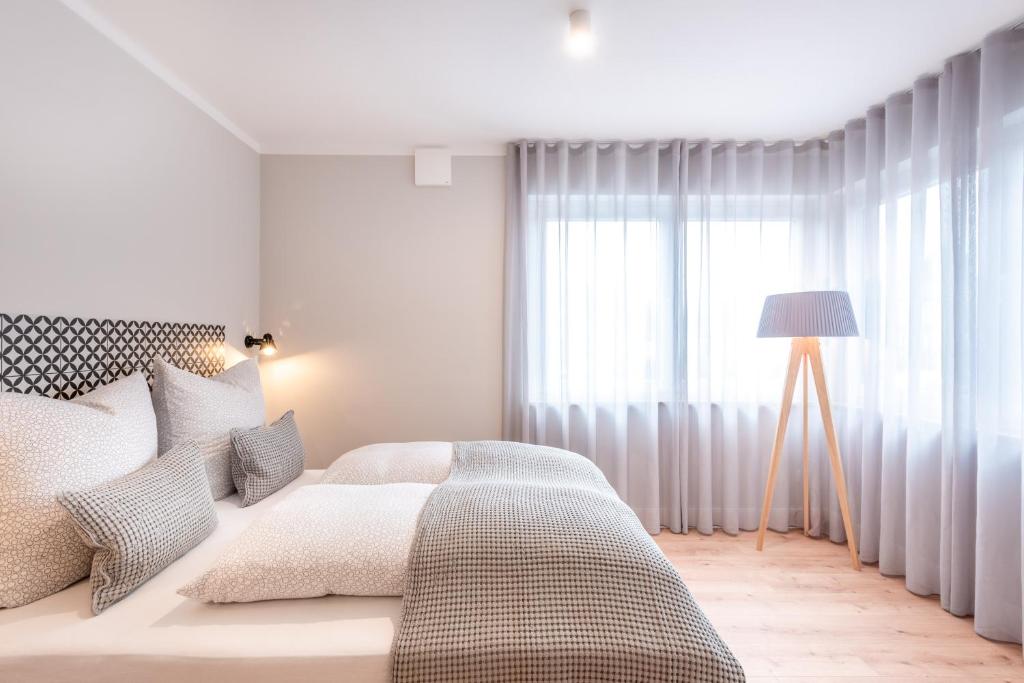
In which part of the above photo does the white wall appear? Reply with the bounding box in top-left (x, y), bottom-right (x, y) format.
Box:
top-left (260, 155), bottom-right (504, 466)
top-left (1, 3), bottom-right (506, 461)
top-left (0, 1), bottom-right (260, 348)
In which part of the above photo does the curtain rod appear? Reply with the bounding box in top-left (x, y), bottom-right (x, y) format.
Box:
top-left (951, 15), bottom-right (1023, 57)
top-left (515, 139), bottom-right (833, 150)
top-left (517, 20), bottom-right (1024, 151)
top-left (880, 18), bottom-right (1023, 102)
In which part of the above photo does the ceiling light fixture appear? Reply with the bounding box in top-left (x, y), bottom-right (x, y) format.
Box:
top-left (566, 9), bottom-right (595, 59)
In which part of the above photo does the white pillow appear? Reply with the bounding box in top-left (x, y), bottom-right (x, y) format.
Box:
top-left (179, 483), bottom-right (434, 602)
top-left (151, 357), bottom-right (264, 499)
top-left (0, 373), bottom-right (157, 608)
top-left (320, 441), bottom-right (453, 485)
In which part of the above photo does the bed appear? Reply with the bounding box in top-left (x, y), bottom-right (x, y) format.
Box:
top-left (0, 313), bottom-right (744, 683)
top-left (0, 470), bottom-right (400, 683)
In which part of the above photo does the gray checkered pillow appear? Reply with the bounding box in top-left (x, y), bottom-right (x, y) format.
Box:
top-left (58, 441), bottom-right (217, 614)
top-left (230, 410), bottom-right (305, 507)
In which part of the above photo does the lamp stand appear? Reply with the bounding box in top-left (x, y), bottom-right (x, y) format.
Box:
top-left (755, 336), bottom-right (861, 570)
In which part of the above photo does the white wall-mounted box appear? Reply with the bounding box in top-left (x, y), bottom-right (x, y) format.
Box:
top-left (414, 148), bottom-right (452, 186)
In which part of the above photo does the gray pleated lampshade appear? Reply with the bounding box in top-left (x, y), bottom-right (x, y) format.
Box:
top-left (757, 291), bottom-right (859, 338)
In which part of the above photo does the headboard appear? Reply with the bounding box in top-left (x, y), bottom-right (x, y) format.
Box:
top-left (0, 313), bottom-right (226, 399)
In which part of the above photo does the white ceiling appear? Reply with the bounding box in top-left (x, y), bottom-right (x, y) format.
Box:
top-left (72, 0), bottom-right (1024, 155)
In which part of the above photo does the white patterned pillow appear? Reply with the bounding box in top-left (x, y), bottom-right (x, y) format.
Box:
top-left (59, 441), bottom-right (217, 614)
top-left (0, 373), bottom-right (157, 608)
top-left (230, 410), bottom-right (305, 507)
top-left (179, 483), bottom-right (434, 602)
top-left (151, 357), bottom-right (264, 500)
top-left (320, 442), bottom-right (453, 485)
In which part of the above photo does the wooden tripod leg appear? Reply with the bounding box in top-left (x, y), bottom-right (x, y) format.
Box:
top-left (803, 354), bottom-right (810, 536)
top-left (807, 340), bottom-right (861, 570)
top-left (756, 339), bottom-right (804, 552)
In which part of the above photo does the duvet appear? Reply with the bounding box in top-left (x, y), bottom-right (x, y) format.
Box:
top-left (180, 482), bottom-right (434, 602)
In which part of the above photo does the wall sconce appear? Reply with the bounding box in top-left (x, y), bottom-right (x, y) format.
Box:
top-left (244, 333), bottom-right (278, 356)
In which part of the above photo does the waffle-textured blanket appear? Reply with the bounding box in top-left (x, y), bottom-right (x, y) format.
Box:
top-left (393, 440), bottom-right (745, 682)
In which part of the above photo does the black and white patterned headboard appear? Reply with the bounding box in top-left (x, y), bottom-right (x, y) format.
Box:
top-left (0, 313), bottom-right (225, 399)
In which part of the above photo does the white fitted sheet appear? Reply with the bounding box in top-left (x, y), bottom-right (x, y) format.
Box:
top-left (0, 470), bottom-right (400, 683)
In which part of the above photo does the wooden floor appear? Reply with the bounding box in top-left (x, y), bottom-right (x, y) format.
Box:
top-left (654, 530), bottom-right (1024, 682)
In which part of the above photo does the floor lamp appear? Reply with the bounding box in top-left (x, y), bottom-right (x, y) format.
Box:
top-left (755, 290), bottom-right (861, 570)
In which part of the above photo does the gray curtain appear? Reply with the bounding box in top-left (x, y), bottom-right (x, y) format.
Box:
top-left (503, 28), bottom-right (1024, 643)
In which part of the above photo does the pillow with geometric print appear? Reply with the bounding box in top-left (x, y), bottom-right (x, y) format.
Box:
top-left (0, 373), bottom-right (157, 608)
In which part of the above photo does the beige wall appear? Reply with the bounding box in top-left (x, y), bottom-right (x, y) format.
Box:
top-left (260, 155), bottom-right (504, 466)
top-left (0, 1), bottom-right (260, 348)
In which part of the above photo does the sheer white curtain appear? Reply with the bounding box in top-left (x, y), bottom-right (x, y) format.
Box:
top-left (503, 28), bottom-right (1024, 643)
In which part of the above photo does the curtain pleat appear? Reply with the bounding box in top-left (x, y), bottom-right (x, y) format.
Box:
top-left (974, 28), bottom-right (1024, 643)
top-left (503, 27), bottom-right (1024, 645)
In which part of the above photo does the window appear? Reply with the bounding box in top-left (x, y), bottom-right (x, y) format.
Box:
top-left (535, 218), bottom-right (669, 404)
top-left (530, 185), bottom-right (944, 422)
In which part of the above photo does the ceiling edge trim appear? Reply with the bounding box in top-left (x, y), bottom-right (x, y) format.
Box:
top-left (60, 0), bottom-right (262, 153)
top-left (258, 145), bottom-right (509, 157)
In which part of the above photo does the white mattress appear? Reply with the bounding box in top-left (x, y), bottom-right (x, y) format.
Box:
top-left (0, 470), bottom-right (400, 683)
